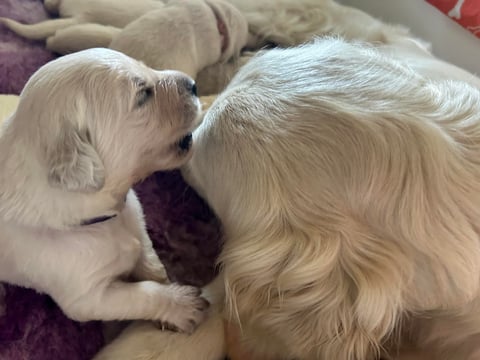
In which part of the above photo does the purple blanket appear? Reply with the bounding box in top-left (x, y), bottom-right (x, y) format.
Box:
top-left (0, 1), bottom-right (221, 359)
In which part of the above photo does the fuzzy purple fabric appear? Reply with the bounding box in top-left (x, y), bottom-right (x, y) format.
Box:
top-left (0, 285), bottom-right (104, 360)
top-left (0, 1), bottom-right (222, 359)
top-left (134, 171), bottom-right (222, 287)
top-left (0, 0), bottom-right (56, 94)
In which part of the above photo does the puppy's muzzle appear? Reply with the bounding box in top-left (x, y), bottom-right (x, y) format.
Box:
top-left (159, 70), bottom-right (197, 97)
top-left (189, 82), bottom-right (197, 97)
top-left (157, 70), bottom-right (199, 154)
top-left (177, 78), bottom-right (195, 153)
top-left (180, 78), bottom-right (197, 98)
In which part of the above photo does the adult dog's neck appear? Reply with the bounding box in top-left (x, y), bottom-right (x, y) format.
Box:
top-left (0, 122), bottom-right (128, 230)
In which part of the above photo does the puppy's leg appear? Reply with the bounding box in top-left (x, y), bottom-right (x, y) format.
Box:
top-left (93, 279), bottom-right (227, 360)
top-left (131, 231), bottom-right (169, 284)
top-left (64, 280), bottom-right (208, 334)
top-left (94, 313), bottom-right (225, 360)
top-left (0, 17), bottom-right (77, 40)
top-left (126, 190), bottom-right (169, 284)
top-left (46, 23), bottom-right (121, 54)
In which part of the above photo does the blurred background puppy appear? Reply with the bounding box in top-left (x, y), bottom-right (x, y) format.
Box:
top-left (0, 0), bottom-right (249, 95)
top-left (109, 0), bottom-right (248, 79)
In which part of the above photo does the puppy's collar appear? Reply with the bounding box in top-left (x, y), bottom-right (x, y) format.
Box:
top-left (80, 214), bottom-right (117, 226)
top-left (79, 195), bottom-right (126, 227)
top-left (208, 3), bottom-right (228, 54)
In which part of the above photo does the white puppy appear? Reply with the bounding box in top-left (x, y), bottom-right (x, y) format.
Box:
top-left (0, 48), bottom-right (209, 333)
top-left (109, 0), bottom-right (248, 79)
top-left (93, 33), bottom-right (480, 360)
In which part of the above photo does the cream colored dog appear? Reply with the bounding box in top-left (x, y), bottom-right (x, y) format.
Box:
top-left (0, 48), bottom-right (209, 333)
top-left (109, 0), bottom-right (248, 79)
top-left (94, 29), bottom-right (480, 360)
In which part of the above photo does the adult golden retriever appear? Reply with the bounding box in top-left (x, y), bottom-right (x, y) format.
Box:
top-left (94, 31), bottom-right (480, 360)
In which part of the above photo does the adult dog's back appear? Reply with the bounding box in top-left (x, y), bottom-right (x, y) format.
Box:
top-left (96, 38), bottom-right (480, 360)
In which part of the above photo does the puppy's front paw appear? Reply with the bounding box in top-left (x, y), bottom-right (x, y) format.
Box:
top-left (163, 284), bottom-right (210, 334)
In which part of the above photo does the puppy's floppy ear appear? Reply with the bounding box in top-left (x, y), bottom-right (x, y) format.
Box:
top-left (47, 121), bottom-right (105, 192)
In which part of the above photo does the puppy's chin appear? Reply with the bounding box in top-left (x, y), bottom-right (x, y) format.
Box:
top-left (175, 132), bottom-right (193, 153)
top-left (151, 132), bottom-right (195, 171)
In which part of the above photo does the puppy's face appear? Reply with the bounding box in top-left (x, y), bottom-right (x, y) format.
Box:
top-left (16, 48), bottom-right (201, 192)
top-left (112, 68), bottom-right (201, 172)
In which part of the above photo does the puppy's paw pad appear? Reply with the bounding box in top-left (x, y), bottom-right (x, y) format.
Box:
top-left (152, 320), bottom-right (179, 332)
top-left (165, 284), bottom-right (210, 334)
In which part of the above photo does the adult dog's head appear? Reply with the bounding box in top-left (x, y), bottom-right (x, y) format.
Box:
top-left (0, 48), bottom-right (200, 228)
top-left (183, 38), bottom-right (480, 359)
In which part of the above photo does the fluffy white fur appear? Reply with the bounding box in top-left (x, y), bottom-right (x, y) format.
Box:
top-left (95, 22), bottom-right (480, 360)
top-left (0, 48), bottom-right (209, 333)
top-left (225, 0), bottom-right (426, 48)
top-left (191, 38), bottom-right (480, 359)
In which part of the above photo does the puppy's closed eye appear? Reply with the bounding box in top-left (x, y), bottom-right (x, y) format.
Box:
top-left (136, 86), bottom-right (154, 107)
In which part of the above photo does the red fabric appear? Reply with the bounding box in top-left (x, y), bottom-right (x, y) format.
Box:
top-left (427, 0), bottom-right (480, 38)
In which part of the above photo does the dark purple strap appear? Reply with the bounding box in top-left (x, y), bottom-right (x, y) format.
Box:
top-left (80, 214), bottom-right (117, 226)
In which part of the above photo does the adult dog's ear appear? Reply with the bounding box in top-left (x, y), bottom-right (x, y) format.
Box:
top-left (47, 122), bottom-right (105, 192)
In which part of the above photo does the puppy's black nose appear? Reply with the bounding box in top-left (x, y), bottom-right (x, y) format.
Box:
top-left (189, 82), bottom-right (197, 97)
top-left (178, 133), bottom-right (193, 151)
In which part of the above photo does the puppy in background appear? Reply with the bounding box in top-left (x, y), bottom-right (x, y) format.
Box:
top-left (0, 48), bottom-right (208, 333)
top-left (0, 0), bottom-right (248, 95)
top-left (109, 0), bottom-right (248, 79)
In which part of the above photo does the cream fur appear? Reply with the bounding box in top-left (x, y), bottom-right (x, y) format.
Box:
top-left (97, 35), bottom-right (480, 360)
top-left (186, 37), bottom-right (480, 359)
top-left (0, 48), bottom-right (209, 333)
